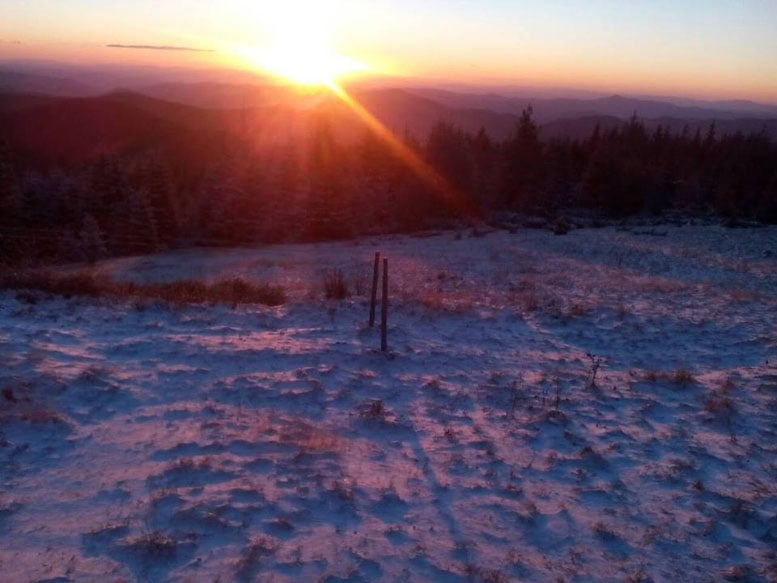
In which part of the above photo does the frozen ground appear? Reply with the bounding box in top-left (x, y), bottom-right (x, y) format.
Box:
top-left (1, 225), bottom-right (776, 582)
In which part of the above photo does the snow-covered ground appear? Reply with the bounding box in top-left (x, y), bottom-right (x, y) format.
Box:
top-left (1, 225), bottom-right (776, 582)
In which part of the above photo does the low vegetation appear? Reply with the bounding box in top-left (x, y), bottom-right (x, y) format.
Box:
top-left (0, 270), bottom-right (287, 306)
top-left (323, 267), bottom-right (349, 299)
top-left (672, 368), bottom-right (695, 385)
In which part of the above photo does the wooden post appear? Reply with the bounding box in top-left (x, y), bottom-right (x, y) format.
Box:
top-left (381, 258), bottom-right (388, 352)
top-left (369, 252), bottom-right (380, 327)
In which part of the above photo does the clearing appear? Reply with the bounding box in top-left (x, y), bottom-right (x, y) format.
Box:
top-left (1, 225), bottom-right (776, 582)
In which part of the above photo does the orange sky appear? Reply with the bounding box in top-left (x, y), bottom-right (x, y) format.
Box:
top-left (2, 0), bottom-right (776, 102)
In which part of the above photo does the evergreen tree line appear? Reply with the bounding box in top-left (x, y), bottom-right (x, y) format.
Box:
top-left (2, 108), bottom-right (776, 265)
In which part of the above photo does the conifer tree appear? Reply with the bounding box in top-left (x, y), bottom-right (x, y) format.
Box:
top-left (306, 117), bottom-right (351, 240)
top-left (501, 106), bottom-right (544, 211)
top-left (141, 158), bottom-right (179, 244)
top-left (127, 187), bottom-right (160, 253)
top-left (80, 214), bottom-right (108, 263)
top-left (0, 140), bottom-right (23, 257)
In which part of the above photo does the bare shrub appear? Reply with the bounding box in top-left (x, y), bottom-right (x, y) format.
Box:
top-left (587, 353), bottom-right (603, 387)
top-left (323, 268), bottom-right (349, 299)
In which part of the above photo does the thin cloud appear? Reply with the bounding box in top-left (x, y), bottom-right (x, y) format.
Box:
top-left (107, 44), bottom-right (213, 53)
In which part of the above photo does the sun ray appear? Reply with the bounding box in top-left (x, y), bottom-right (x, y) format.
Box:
top-left (326, 81), bottom-right (479, 219)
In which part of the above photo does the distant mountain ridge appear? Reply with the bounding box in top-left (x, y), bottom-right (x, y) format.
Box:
top-left (408, 87), bottom-right (777, 122)
top-left (2, 81), bottom-right (776, 170)
top-left (4, 61), bottom-right (777, 122)
top-left (0, 69), bottom-right (95, 97)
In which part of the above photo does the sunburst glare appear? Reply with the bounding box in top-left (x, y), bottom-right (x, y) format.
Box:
top-left (233, 1), bottom-right (368, 85)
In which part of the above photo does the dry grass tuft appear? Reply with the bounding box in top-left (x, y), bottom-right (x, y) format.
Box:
top-left (236, 535), bottom-right (279, 582)
top-left (18, 408), bottom-right (68, 425)
top-left (704, 381), bottom-right (737, 422)
top-left (359, 399), bottom-right (387, 420)
top-left (323, 268), bottom-right (349, 299)
top-left (643, 368), bottom-right (697, 386)
top-left (127, 531), bottom-right (178, 558)
top-left (417, 290), bottom-right (476, 314)
top-left (704, 394), bottom-right (736, 420)
top-left (673, 368), bottom-right (695, 385)
top-left (464, 565), bottom-right (510, 583)
top-left (593, 521), bottom-right (619, 540)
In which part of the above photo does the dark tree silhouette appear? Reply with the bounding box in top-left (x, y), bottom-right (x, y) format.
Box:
top-left (3, 106), bottom-right (777, 266)
top-left (501, 106), bottom-right (544, 211)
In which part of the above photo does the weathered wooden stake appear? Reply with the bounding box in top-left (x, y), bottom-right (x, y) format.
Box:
top-left (381, 258), bottom-right (388, 352)
top-left (369, 251), bottom-right (380, 327)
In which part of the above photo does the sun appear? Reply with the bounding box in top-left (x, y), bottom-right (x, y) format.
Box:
top-left (234, 1), bottom-right (368, 86)
top-left (240, 41), bottom-right (367, 86)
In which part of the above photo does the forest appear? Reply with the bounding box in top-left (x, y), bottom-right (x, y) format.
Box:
top-left (2, 106), bottom-right (776, 265)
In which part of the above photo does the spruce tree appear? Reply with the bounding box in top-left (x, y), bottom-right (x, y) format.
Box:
top-left (501, 106), bottom-right (544, 211)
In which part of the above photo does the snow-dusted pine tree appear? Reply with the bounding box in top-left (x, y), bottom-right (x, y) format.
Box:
top-left (126, 187), bottom-right (160, 254)
top-left (79, 214), bottom-right (108, 264)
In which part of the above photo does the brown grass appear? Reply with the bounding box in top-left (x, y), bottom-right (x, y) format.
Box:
top-left (703, 393), bottom-right (736, 420)
top-left (236, 536), bottom-right (279, 582)
top-left (359, 399), bottom-right (387, 419)
top-left (0, 270), bottom-right (287, 306)
top-left (126, 531), bottom-right (178, 558)
top-left (18, 408), bottom-right (68, 425)
top-left (323, 268), bottom-right (349, 299)
top-left (643, 368), bottom-right (696, 386)
top-left (673, 368), bottom-right (695, 385)
top-left (416, 290), bottom-right (476, 314)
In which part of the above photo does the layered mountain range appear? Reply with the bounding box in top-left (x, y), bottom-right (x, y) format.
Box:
top-left (2, 62), bottom-right (776, 168)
